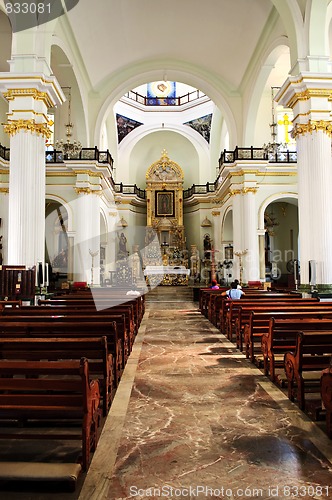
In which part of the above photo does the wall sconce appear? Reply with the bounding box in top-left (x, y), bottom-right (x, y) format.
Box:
top-left (201, 217), bottom-right (212, 227)
top-left (117, 217), bottom-right (128, 227)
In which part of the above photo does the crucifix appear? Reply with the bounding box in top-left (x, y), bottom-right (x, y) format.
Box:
top-left (89, 249), bottom-right (99, 287)
top-left (234, 249), bottom-right (248, 286)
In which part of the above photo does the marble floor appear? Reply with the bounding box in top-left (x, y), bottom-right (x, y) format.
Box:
top-left (1, 287), bottom-right (332, 499)
top-left (79, 287), bottom-right (332, 500)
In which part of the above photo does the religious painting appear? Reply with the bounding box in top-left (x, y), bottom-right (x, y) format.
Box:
top-left (147, 81), bottom-right (176, 106)
top-left (184, 114), bottom-right (212, 143)
top-left (116, 114), bottom-right (143, 143)
top-left (156, 191), bottom-right (175, 217)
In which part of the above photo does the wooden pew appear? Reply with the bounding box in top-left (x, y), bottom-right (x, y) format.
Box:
top-left (0, 357), bottom-right (101, 471)
top-left (224, 298), bottom-right (319, 345)
top-left (0, 336), bottom-right (114, 417)
top-left (0, 319), bottom-right (124, 387)
top-left (262, 317), bottom-right (332, 384)
top-left (244, 309), bottom-right (332, 363)
top-left (284, 331), bottom-right (332, 411)
top-left (321, 368), bottom-right (332, 438)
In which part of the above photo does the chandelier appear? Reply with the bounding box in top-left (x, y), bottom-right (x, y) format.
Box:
top-left (55, 87), bottom-right (82, 159)
top-left (263, 86), bottom-right (285, 158)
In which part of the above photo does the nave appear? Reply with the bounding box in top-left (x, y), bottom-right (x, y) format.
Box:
top-left (80, 287), bottom-right (332, 500)
top-left (2, 287), bottom-right (332, 500)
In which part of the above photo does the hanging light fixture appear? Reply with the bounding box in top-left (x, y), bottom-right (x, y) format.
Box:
top-left (263, 86), bottom-right (285, 159)
top-left (55, 87), bottom-right (82, 159)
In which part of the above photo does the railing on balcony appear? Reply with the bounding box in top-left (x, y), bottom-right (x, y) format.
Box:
top-left (113, 183), bottom-right (146, 199)
top-left (45, 147), bottom-right (114, 170)
top-left (123, 89), bottom-right (207, 106)
top-left (183, 182), bottom-right (215, 199)
top-left (0, 144), bottom-right (10, 161)
top-left (218, 146), bottom-right (297, 170)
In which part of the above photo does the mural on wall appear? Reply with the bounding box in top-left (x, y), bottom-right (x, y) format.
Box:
top-left (116, 114), bottom-right (143, 143)
top-left (184, 114), bottom-right (212, 143)
top-left (147, 81), bottom-right (176, 105)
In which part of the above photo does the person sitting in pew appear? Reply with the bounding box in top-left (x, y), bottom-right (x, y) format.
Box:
top-left (210, 279), bottom-right (220, 290)
top-left (224, 281), bottom-right (245, 300)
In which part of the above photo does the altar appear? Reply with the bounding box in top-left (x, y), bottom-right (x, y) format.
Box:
top-left (144, 265), bottom-right (190, 286)
top-left (142, 150), bottom-right (189, 285)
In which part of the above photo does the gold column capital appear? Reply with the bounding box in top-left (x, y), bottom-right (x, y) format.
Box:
top-left (292, 120), bottom-right (332, 139)
top-left (2, 119), bottom-right (52, 139)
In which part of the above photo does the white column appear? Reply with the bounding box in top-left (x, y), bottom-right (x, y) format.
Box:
top-left (296, 128), bottom-right (332, 285)
top-left (276, 74), bottom-right (332, 291)
top-left (7, 131), bottom-right (46, 266)
top-left (74, 189), bottom-right (101, 285)
top-left (231, 190), bottom-right (242, 280)
top-left (242, 189), bottom-right (260, 283)
top-left (0, 75), bottom-right (65, 269)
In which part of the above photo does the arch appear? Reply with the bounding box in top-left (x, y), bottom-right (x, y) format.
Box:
top-left (93, 62), bottom-right (239, 151)
top-left (270, 0), bottom-right (306, 72)
top-left (50, 37), bottom-right (90, 146)
top-left (117, 122), bottom-right (211, 186)
top-left (45, 194), bottom-right (74, 233)
top-left (244, 39), bottom-right (291, 146)
top-left (258, 192), bottom-right (298, 230)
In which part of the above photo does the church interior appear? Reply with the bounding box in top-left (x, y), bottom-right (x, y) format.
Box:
top-left (1, 0), bottom-right (332, 498)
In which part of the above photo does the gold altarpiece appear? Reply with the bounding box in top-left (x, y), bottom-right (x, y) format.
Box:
top-left (143, 151), bottom-right (188, 284)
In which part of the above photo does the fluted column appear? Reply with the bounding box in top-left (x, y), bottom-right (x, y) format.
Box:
top-left (0, 75), bottom-right (65, 268)
top-left (276, 74), bottom-right (332, 291)
top-left (242, 188), bottom-right (259, 283)
top-left (73, 188), bottom-right (101, 285)
top-left (231, 187), bottom-right (259, 284)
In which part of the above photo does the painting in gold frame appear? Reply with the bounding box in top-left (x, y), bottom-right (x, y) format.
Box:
top-left (156, 191), bottom-right (174, 217)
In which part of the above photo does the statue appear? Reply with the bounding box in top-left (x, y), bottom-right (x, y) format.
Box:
top-left (203, 234), bottom-right (212, 259)
top-left (118, 232), bottom-right (128, 259)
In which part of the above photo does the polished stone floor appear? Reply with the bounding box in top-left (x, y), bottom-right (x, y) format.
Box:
top-left (80, 287), bottom-right (332, 500)
top-left (1, 287), bottom-right (332, 499)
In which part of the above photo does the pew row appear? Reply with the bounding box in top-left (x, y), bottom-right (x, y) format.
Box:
top-left (284, 331), bottom-right (332, 411)
top-left (0, 336), bottom-right (114, 417)
top-left (0, 357), bottom-right (101, 471)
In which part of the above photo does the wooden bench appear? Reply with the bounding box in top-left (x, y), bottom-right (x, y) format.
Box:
top-left (320, 368), bottom-right (332, 438)
top-left (0, 318), bottom-right (124, 387)
top-left (224, 298), bottom-right (319, 345)
top-left (244, 310), bottom-right (332, 363)
top-left (1, 307), bottom-right (132, 356)
top-left (0, 357), bottom-right (101, 471)
top-left (0, 336), bottom-right (114, 417)
top-left (262, 317), bottom-right (332, 384)
top-left (36, 300), bottom-right (137, 348)
top-left (284, 331), bottom-right (332, 411)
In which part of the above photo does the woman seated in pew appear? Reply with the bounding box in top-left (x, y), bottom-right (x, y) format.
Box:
top-left (223, 281), bottom-right (245, 300)
top-left (210, 279), bottom-right (220, 290)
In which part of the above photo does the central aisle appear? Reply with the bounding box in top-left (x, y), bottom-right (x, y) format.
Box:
top-left (80, 287), bottom-right (332, 500)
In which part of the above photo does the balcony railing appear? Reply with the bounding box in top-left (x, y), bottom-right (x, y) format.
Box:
top-left (0, 143), bottom-right (114, 170)
top-left (123, 89), bottom-right (207, 106)
top-left (0, 144), bottom-right (10, 161)
top-left (113, 183), bottom-right (146, 199)
top-left (183, 183), bottom-right (215, 199)
top-left (219, 146), bottom-right (297, 169)
top-left (45, 147), bottom-right (114, 170)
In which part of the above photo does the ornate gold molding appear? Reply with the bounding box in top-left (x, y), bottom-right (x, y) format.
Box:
top-left (287, 88), bottom-right (332, 109)
top-left (211, 210), bottom-right (220, 216)
top-left (292, 120), bottom-right (332, 139)
top-left (2, 119), bottom-right (52, 139)
top-left (74, 187), bottom-right (103, 196)
top-left (3, 88), bottom-right (53, 108)
top-left (0, 187), bottom-right (9, 194)
top-left (229, 187), bottom-right (257, 196)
